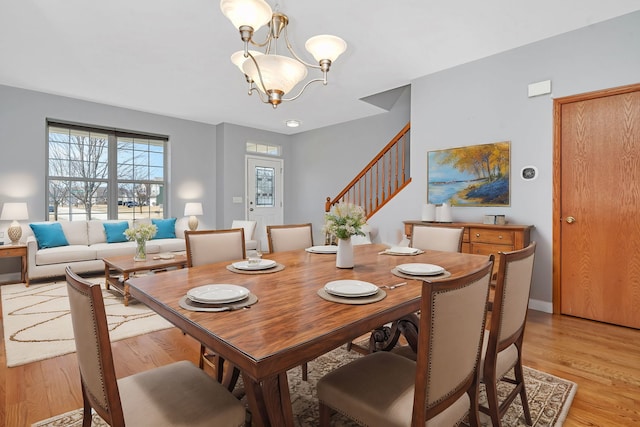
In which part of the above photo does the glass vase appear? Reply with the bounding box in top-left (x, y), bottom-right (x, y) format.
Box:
top-left (336, 237), bottom-right (354, 268)
top-left (134, 239), bottom-right (147, 261)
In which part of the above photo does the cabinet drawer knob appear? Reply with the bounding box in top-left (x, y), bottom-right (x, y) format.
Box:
top-left (475, 233), bottom-right (480, 237)
top-left (499, 235), bottom-right (503, 239)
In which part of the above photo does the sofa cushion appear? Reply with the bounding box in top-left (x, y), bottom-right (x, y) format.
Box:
top-left (152, 218), bottom-right (176, 239)
top-left (35, 245), bottom-right (96, 265)
top-left (30, 222), bottom-right (69, 249)
top-left (154, 238), bottom-right (187, 253)
top-left (92, 241), bottom-right (162, 259)
top-left (59, 221), bottom-right (90, 246)
top-left (88, 220), bottom-right (133, 245)
top-left (103, 221), bottom-right (130, 243)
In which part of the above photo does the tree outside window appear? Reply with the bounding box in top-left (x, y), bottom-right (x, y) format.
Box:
top-left (47, 123), bottom-right (167, 221)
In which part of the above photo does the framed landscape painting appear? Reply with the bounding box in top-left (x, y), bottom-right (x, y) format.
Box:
top-left (427, 141), bottom-right (510, 206)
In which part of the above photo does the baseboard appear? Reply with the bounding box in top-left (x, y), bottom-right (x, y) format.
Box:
top-left (529, 298), bottom-right (552, 313)
top-left (0, 272), bottom-right (21, 284)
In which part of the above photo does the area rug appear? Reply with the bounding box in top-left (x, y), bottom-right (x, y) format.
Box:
top-left (2, 277), bottom-right (173, 367)
top-left (33, 346), bottom-right (576, 427)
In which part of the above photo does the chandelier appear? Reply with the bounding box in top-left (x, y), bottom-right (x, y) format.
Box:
top-left (220, 0), bottom-right (347, 108)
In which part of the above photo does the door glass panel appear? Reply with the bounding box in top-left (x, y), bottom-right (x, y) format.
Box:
top-left (255, 166), bottom-right (275, 207)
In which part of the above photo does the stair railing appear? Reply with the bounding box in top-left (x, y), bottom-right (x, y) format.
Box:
top-left (325, 122), bottom-right (411, 219)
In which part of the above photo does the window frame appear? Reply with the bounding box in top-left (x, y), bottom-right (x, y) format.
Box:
top-left (46, 120), bottom-right (168, 221)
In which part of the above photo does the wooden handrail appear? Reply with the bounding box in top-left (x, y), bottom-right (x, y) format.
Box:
top-left (326, 122), bottom-right (411, 218)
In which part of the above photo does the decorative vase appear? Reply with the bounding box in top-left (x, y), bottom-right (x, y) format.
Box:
top-left (336, 237), bottom-right (354, 269)
top-left (134, 239), bottom-right (147, 261)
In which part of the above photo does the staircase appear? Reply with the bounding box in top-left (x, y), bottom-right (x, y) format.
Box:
top-left (325, 122), bottom-right (411, 218)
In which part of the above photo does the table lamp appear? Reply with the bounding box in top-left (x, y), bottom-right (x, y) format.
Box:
top-left (184, 202), bottom-right (203, 231)
top-left (1, 202), bottom-right (29, 245)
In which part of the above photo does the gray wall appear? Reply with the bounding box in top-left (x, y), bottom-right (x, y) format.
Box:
top-left (1, 11), bottom-right (638, 307)
top-left (0, 85), bottom-right (217, 279)
top-left (371, 11), bottom-right (640, 310)
top-left (216, 123), bottom-right (291, 229)
top-left (288, 87), bottom-right (411, 242)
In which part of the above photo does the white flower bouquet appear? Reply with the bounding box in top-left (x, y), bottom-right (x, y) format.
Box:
top-left (323, 203), bottom-right (367, 240)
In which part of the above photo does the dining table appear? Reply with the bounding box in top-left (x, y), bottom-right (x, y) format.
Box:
top-left (127, 243), bottom-right (491, 427)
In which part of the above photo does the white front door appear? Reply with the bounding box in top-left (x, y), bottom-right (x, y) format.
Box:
top-left (246, 156), bottom-right (284, 252)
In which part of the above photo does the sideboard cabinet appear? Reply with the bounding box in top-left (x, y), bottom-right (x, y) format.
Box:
top-left (403, 221), bottom-right (534, 277)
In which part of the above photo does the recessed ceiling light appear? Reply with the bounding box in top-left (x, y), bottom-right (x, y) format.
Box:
top-left (285, 120), bottom-right (300, 128)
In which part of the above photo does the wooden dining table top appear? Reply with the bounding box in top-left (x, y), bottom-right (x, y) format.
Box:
top-left (127, 243), bottom-right (490, 380)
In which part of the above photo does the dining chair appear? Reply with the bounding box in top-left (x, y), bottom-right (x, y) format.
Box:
top-left (410, 224), bottom-right (464, 252)
top-left (317, 259), bottom-right (493, 427)
top-left (185, 228), bottom-right (245, 387)
top-left (348, 224), bottom-right (465, 355)
top-left (478, 241), bottom-right (536, 426)
top-left (185, 228), bottom-right (246, 267)
top-left (64, 267), bottom-right (247, 427)
top-left (266, 223), bottom-right (313, 253)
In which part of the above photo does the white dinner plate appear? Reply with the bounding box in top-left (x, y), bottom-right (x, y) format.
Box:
top-left (397, 263), bottom-right (445, 276)
top-left (187, 284), bottom-right (250, 304)
top-left (305, 245), bottom-right (338, 254)
top-left (385, 246), bottom-right (420, 255)
top-left (324, 280), bottom-right (379, 297)
top-left (232, 259), bottom-right (277, 271)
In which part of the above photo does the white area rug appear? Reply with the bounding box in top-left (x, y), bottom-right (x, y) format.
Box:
top-left (2, 277), bottom-right (173, 367)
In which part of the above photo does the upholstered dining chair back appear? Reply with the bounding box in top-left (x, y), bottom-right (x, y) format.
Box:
top-left (66, 267), bottom-right (125, 425)
top-left (410, 224), bottom-right (464, 252)
top-left (415, 259), bottom-right (493, 423)
top-left (317, 259), bottom-right (493, 427)
top-left (185, 228), bottom-right (246, 267)
top-left (266, 223), bottom-right (313, 253)
top-left (65, 266), bottom-right (247, 427)
top-left (478, 241), bottom-right (537, 426)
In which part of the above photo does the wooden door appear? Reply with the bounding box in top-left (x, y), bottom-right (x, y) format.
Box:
top-left (554, 83), bottom-right (640, 328)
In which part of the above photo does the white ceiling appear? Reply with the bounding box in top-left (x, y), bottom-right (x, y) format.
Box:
top-left (1, 1), bottom-right (639, 134)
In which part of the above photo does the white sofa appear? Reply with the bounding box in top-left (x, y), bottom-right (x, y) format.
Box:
top-left (25, 219), bottom-right (187, 284)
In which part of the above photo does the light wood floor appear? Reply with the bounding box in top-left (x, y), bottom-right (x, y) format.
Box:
top-left (1, 307), bottom-right (639, 426)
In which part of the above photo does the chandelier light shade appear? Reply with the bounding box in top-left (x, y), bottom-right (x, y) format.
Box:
top-left (242, 54), bottom-right (308, 96)
top-left (220, 0), bottom-right (347, 108)
top-left (220, 0), bottom-right (272, 32)
top-left (305, 35), bottom-right (348, 62)
top-left (1, 202), bottom-right (29, 245)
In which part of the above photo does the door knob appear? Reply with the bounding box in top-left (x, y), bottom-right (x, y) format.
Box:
top-left (566, 216), bottom-right (576, 224)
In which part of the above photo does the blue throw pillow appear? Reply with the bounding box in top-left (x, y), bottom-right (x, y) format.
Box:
top-left (103, 221), bottom-right (129, 243)
top-left (151, 218), bottom-right (176, 239)
top-left (29, 222), bottom-right (69, 249)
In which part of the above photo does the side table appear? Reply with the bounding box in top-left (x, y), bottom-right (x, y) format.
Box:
top-left (0, 244), bottom-right (28, 286)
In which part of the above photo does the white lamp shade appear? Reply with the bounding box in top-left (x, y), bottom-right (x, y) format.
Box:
top-left (220, 0), bottom-right (272, 31)
top-left (305, 35), bottom-right (347, 62)
top-left (184, 202), bottom-right (203, 216)
top-left (231, 50), bottom-right (263, 74)
top-left (242, 54), bottom-right (308, 95)
top-left (1, 202), bottom-right (29, 221)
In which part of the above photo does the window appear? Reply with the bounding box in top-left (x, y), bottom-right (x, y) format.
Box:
top-left (246, 141), bottom-right (281, 156)
top-left (47, 122), bottom-right (167, 221)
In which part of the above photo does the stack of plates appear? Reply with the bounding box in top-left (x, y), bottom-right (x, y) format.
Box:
top-left (186, 284), bottom-right (250, 304)
top-left (384, 246), bottom-right (420, 255)
top-left (396, 263), bottom-right (445, 276)
top-left (324, 280), bottom-right (379, 297)
top-left (306, 245), bottom-right (338, 254)
top-left (231, 259), bottom-right (277, 271)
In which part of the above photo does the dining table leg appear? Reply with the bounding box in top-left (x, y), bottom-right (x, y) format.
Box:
top-left (242, 372), bottom-right (295, 427)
